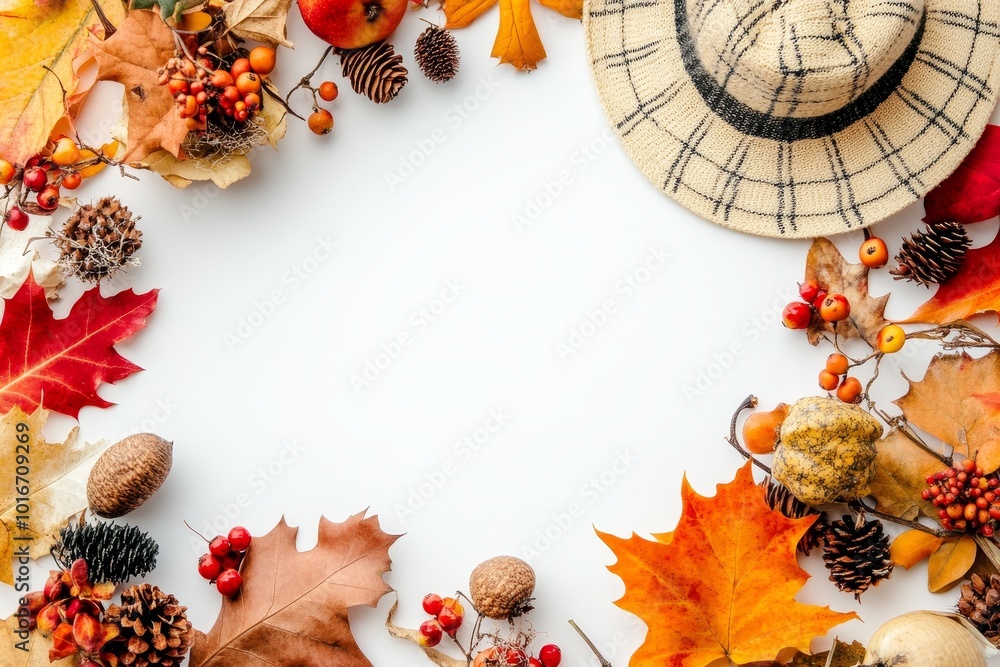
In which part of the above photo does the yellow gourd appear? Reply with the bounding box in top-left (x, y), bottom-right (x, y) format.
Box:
top-left (771, 397), bottom-right (882, 506)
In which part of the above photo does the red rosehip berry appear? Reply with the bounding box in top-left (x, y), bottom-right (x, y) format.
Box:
top-left (538, 645), bottom-right (561, 667)
top-left (812, 290), bottom-right (828, 310)
top-left (209, 535), bottom-right (231, 557)
top-left (529, 660), bottom-right (543, 667)
top-left (418, 619), bottom-right (443, 647)
top-left (422, 593), bottom-right (444, 616)
top-left (36, 185), bottom-right (59, 211)
top-left (219, 550), bottom-right (242, 572)
top-left (22, 166), bottom-right (47, 191)
top-left (228, 526), bottom-right (252, 551)
top-left (437, 606), bottom-right (462, 634)
top-left (505, 648), bottom-right (527, 666)
top-left (798, 280), bottom-right (819, 303)
top-left (782, 302), bottom-right (811, 329)
top-left (198, 553), bottom-right (222, 580)
top-left (216, 569), bottom-right (242, 597)
top-left (5, 207), bottom-right (29, 231)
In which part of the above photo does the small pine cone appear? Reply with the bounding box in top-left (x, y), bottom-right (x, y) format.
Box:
top-left (51, 196), bottom-right (141, 282)
top-left (105, 584), bottom-right (193, 667)
top-left (340, 41), bottom-right (408, 103)
top-left (890, 221), bottom-right (971, 286)
top-left (414, 24), bottom-right (460, 83)
top-left (763, 479), bottom-right (827, 555)
top-left (821, 514), bottom-right (894, 600)
top-left (959, 573), bottom-right (1000, 646)
top-left (53, 522), bottom-right (158, 585)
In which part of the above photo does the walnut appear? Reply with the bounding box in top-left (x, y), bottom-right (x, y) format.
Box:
top-left (87, 433), bottom-right (173, 518)
top-left (469, 556), bottom-right (535, 620)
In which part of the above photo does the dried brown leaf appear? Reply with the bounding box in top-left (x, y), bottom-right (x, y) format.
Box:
top-left (223, 0), bottom-right (293, 48)
top-left (804, 237), bottom-right (890, 347)
top-left (927, 534), bottom-right (977, 593)
top-left (0, 613), bottom-right (74, 667)
top-left (191, 512), bottom-right (399, 667)
top-left (894, 351), bottom-right (1000, 465)
top-left (870, 430), bottom-right (943, 521)
top-left (90, 10), bottom-right (189, 162)
top-left (785, 639), bottom-right (867, 667)
top-left (890, 529), bottom-right (944, 569)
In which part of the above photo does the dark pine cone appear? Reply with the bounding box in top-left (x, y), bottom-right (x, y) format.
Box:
top-left (340, 41), bottom-right (408, 103)
top-left (890, 221), bottom-right (971, 286)
top-left (821, 514), bottom-right (893, 601)
top-left (53, 522), bottom-right (158, 585)
top-left (959, 573), bottom-right (1000, 646)
top-left (763, 479), bottom-right (827, 555)
top-left (414, 24), bottom-right (460, 83)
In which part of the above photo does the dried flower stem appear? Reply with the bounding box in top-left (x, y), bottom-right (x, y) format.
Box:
top-left (568, 620), bottom-right (613, 667)
top-left (849, 499), bottom-right (956, 538)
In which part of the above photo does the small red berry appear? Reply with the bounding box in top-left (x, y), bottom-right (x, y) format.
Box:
top-left (219, 550), bottom-right (242, 572)
top-left (61, 171), bottom-right (82, 190)
top-left (198, 553), bottom-right (222, 580)
top-left (529, 660), bottom-right (543, 667)
top-left (418, 619), bottom-right (443, 647)
top-left (798, 280), bottom-right (819, 303)
top-left (505, 648), bottom-right (527, 666)
top-left (228, 526), bottom-right (252, 551)
top-left (782, 302), bottom-right (811, 329)
top-left (437, 606), bottom-right (462, 634)
top-left (422, 593), bottom-right (443, 616)
top-left (5, 207), bottom-right (29, 231)
top-left (538, 645), bottom-right (561, 667)
top-left (318, 80), bottom-right (339, 102)
top-left (209, 535), bottom-right (231, 557)
top-left (36, 185), bottom-right (59, 210)
top-left (22, 166), bottom-right (47, 191)
top-left (216, 569), bottom-right (242, 597)
top-left (812, 290), bottom-right (828, 310)
top-left (819, 294), bottom-right (851, 322)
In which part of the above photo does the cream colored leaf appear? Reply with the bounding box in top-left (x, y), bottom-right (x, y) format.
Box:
top-left (0, 406), bottom-right (108, 586)
top-left (0, 614), bottom-right (74, 667)
top-left (0, 216), bottom-right (62, 301)
top-left (224, 0), bottom-right (294, 48)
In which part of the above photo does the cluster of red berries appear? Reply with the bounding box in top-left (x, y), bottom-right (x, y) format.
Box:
top-left (817, 352), bottom-right (863, 404)
top-left (782, 280), bottom-right (851, 330)
top-left (473, 643), bottom-right (562, 667)
top-left (922, 459), bottom-right (1000, 535)
top-left (197, 526), bottom-right (252, 597)
top-left (157, 46), bottom-right (275, 131)
top-left (307, 81), bottom-right (340, 136)
top-left (418, 593), bottom-right (465, 646)
top-left (1, 137), bottom-right (98, 231)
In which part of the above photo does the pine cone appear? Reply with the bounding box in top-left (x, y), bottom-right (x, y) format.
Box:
top-left (414, 25), bottom-right (460, 83)
top-left (105, 584), bottom-right (193, 667)
top-left (821, 514), bottom-right (893, 600)
top-left (340, 41), bottom-right (408, 103)
top-left (763, 479), bottom-right (827, 555)
top-left (50, 196), bottom-right (141, 283)
top-left (890, 221), bottom-right (971, 286)
top-left (959, 573), bottom-right (1000, 646)
top-left (53, 522), bottom-right (158, 585)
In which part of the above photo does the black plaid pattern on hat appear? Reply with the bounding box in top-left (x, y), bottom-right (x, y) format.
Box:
top-left (585, 0), bottom-right (1000, 238)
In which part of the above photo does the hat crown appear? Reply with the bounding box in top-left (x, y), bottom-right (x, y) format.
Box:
top-left (690, 0), bottom-right (924, 118)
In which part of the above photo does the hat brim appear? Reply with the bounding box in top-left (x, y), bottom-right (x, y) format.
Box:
top-left (584, 0), bottom-right (1000, 238)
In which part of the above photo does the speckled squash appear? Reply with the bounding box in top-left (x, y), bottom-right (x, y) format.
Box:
top-left (771, 397), bottom-right (883, 506)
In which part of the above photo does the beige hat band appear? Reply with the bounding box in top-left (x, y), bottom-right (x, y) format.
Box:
top-left (677, 0), bottom-right (926, 141)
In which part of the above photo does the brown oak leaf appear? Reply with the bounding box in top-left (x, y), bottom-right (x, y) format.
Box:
top-left (224, 0), bottom-right (294, 48)
top-left (870, 430), bottom-right (943, 521)
top-left (90, 10), bottom-right (188, 162)
top-left (191, 512), bottom-right (399, 667)
top-left (804, 238), bottom-right (889, 347)
top-left (894, 351), bottom-right (1000, 469)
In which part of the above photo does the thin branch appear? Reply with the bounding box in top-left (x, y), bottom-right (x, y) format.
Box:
top-left (284, 45), bottom-right (334, 119)
top-left (568, 620), bottom-right (612, 667)
top-left (850, 499), bottom-right (958, 538)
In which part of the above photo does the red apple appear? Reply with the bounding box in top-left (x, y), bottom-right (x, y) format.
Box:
top-left (298, 0), bottom-right (407, 49)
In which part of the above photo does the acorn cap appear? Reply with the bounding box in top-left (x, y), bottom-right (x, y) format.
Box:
top-left (87, 433), bottom-right (173, 518)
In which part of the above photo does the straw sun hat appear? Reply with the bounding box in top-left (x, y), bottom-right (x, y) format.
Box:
top-left (584, 0), bottom-right (1000, 238)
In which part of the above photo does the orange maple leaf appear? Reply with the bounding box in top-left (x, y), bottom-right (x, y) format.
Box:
top-left (597, 463), bottom-right (856, 667)
top-left (444, 0), bottom-right (580, 70)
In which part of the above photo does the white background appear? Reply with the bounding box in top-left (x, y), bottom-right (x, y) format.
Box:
top-left (5, 7), bottom-right (1000, 665)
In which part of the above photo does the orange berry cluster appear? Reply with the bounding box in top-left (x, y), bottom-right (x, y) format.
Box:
top-left (157, 46), bottom-right (275, 131)
top-left (923, 459), bottom-right (1000, 536)
top-left (1, 137), bottom-right (101, 231)
top-left (307, 81), bottom-right (339, 136)
top-left (782, 280), bottom-right (851, 330)
top-left (818, 353), bottom-right (863, 404)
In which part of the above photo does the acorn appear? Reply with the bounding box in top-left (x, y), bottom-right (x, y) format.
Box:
top-left (87, 434), bottom-right (173, 518)
top-left (469, 556), bottom-right (535, 620)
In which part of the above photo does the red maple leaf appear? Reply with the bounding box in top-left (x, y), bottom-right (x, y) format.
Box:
top-left (924, 124), bottom-right (1000, 225)
top-left (0, 273), bottom-right (158, 418)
